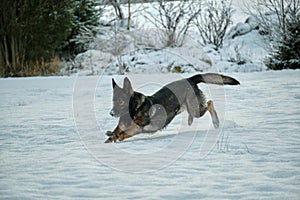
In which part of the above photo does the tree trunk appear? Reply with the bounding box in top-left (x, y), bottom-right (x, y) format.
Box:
top-left (3, 36), bottom-right (10, 67)
top-left (11, 36), bottom-right (17, 72)
top-left (110, 0), bottom-right (124, 20)
top-left (127, 0), bottom-right (131, 30)
top-left (281, 0), bottom-right (287, 42)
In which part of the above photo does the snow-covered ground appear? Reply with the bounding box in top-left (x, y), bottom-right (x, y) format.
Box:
top-left (1, 70), bottom-right (300, 199)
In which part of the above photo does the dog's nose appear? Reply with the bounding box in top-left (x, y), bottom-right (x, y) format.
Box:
top-left (110, 109), bottom-right (115, 117)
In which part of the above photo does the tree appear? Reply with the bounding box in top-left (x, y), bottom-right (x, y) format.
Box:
top-left (249, 0), bottom-right (300, 69)
top-left (67, 0), bottom-right (103, 55)
top-left (267, 14), bottom-right (300, 69)
top-left (146, 0), bottom-right (202, 47)
top-left (0, 0), bottom-right (103, 77)
top-left (194, 0), bottom-right (233, 50)
top-left (0, 0), bottom-right (73, 77)
top-left (109, 0), bottom-right (125, 20)
top-left (108, 0), bottom-right (133, 30)
top-left (127, 0), bottom-right (131, 30)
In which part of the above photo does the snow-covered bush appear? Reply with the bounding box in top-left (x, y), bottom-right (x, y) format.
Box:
top-left (226, 16), bottom-right (259, 39)
top-left (109, 46), bottom-right (210, 74)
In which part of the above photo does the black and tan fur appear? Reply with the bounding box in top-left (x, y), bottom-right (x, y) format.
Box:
top-left (105, 73), bottom-right (239, 143)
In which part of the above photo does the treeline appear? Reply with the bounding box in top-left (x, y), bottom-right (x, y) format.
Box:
top-left (0, 0), bottom-right (100, 77)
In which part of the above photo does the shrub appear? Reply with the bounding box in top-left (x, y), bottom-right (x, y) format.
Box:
top-left (249, 0), bottom-right (300, 70)
top-left (194, 0), bottom-right (233, 50)
top-left (145, 0), bottom-right (202, 47)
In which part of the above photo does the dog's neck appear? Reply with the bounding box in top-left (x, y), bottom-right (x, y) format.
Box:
top-left (129, 92), bottom-right (147, 111)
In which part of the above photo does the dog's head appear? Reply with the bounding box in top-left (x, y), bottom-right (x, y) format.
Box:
top-left (110, 77), bottom-right (134, 117)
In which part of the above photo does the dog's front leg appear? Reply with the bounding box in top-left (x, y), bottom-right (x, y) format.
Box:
top-left (105, 113), bottom-right (133, 143)
top-left (105, 123), bottom-right (127, 143)
top-left (105, 113), bottom-right (142, 143)
top-left (105, 123), bottom-right (141, 143)
top-left (117, 122), bottom-right (142, 141)
top-left (105, 125), bottom-right (123, 136)
top-left (104, 128), bottom-right (120, 143)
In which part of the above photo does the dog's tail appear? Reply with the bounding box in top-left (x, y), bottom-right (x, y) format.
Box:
top-left (189, 73), bottom-right (240, 85)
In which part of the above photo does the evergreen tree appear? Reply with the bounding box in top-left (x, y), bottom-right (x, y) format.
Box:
top-left (251, 0), bottom-right (300, 70)
top-left (0, 0), bottom-right (73, 77)
top-left (0, 0), bottom-right (102, 77)
top-left (66, 0), bottom-right (102, 55)
top-left (267, 15), bottom-right (300, 70)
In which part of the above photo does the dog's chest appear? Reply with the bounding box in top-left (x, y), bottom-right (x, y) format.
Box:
top-left (142, 103), bottom-right (185, 132)
top-left (143, 104), bottom-right (165, 132)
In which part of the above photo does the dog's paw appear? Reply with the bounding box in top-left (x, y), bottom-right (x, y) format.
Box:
top-left (104, 137), bottom-right (113, 143)
top-left (188, 115), bottom-right (194, 126)
top-left (212, 117), bottom-right (219, 129)
top-left (105, 131), bottom-right (113, 136)
top-left (104, 134), bottom-right (117, 143)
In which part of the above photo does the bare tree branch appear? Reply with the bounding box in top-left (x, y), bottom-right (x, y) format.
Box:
top-left (145, 0), bottom-right (202, 47)
top-left (195, 0), bottom-right (233, 49)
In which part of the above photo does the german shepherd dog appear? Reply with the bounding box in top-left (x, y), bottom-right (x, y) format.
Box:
top-left (105, 73), bottom-right (239, 143)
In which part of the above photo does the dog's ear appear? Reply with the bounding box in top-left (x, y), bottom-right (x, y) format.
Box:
top-left (112, 78), bottom-right (120, 89)
top-left (123, 77), bottom-right (134, 95)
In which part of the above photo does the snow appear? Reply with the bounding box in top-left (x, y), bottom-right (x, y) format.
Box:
top-left (75, 42), bottom-right (213, 75)
top-left (205, 29), bottom-right (268, 73)
top-left (1, 70), bottom-right (300, 199)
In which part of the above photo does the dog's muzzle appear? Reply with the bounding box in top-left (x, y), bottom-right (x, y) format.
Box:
top-left (110, 109), bottom-right (116, 117)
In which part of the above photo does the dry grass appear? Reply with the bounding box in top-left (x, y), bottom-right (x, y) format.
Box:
top-left (1, 56), bottom-right (62, 77)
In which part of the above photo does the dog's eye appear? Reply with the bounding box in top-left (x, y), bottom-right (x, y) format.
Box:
top-left (118, 99), bottom-right (125, 106)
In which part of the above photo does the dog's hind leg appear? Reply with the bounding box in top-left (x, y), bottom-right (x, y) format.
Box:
top-left (188, 115), bottom-right (194, 126)
top-left (207, 100), bottom-right (219, 128)
top-left (186, 90), bottom-right (219, 128)
top-left (186, 89), bottom-right (207, 125)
